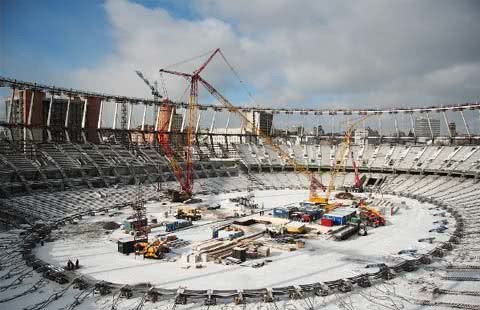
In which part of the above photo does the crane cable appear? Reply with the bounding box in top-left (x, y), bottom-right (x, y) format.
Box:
top-left (162, 49), bottom-right (217, 70)
top-left (218, 50), bottom-right (258, 107)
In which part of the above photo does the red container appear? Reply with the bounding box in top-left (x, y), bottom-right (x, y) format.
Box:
top-left (321, 218), bottom-right (333, 227)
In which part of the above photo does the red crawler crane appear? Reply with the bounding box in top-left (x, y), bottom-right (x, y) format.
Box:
top-left (159, 49), bottom-right (222, 201)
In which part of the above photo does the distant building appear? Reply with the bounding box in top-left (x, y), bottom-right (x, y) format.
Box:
top-left (354, 129), bottom-right (369, 145)
top-left (246, 111), bottom-right (273, 136)
top-left (291, 125), bottom-right (304, 136)
top-left (448, 122), bottom-right (457, 136)
top-left (315, 125), bottom-right (325, 136)
top-left (415, 117), bottom-right (440, 137)
top-left (171, 113), bottom-right (183, 132)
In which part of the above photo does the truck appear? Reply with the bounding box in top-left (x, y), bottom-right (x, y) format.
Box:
top-left (175, 207), bottom-right (201, 221)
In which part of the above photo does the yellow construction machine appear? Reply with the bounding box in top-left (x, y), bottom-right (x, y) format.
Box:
top-left (309, 115), bottom-right (372, 211)
top-left (175, 206), bottom-right (202, 221)
top-left (135, 239), bottom-right (170, 259)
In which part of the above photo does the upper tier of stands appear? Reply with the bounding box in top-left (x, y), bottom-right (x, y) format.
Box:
top-left (1, 140), bottom-right (479, 198)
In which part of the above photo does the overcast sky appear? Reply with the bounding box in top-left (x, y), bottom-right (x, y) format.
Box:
top-left (1, 0), bottom-right (480, 133)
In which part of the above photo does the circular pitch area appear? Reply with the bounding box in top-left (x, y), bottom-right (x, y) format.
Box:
top-left (34, 190), bottom-right (452, 290)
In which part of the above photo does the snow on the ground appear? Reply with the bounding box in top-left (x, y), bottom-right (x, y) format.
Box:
top-left (33, 190), bottom-right (451, 290)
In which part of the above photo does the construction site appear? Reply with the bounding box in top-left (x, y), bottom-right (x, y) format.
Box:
top-left (0, 48), bottom-right (479, 309)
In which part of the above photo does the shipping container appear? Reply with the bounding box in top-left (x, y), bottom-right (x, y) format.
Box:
top-left (117, 238), bottom-right (147, 254)
top-left (321, 218), bottom-right (333, 226)
top-left (165, 220), bottom-right (192, 232)
top-left (349, 217), bottom-right (361, 224)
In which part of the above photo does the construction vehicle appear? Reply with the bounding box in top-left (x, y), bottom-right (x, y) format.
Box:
top-left (167, 189), bottom-right (192, 203)
top-left (175, 207), bottom-right (201, 221)
top-left (359, 204), bottom-right (385, 227)
top-left (135, 239), bottom-right (170, 259)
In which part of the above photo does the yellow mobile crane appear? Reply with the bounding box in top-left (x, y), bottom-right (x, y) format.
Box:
top-left (309, 114), bottom-right (373, 208)
top-left (319, 115), bottom-right (373, 212)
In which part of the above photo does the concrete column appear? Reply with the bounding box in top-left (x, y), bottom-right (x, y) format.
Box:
top-left (240, 118), bottom-right (245, 135)
top-left (443, 111), bottom-right (451, 138)
top-left (27, 90), bottom-right (36, 141)
top-left (195, 110), bottom-right (202, 134)
top-left (47, 94), bottom-right (54, 126)
top-left (127, 102), bottom-right (133, 130)
top-left (47, 93), bottom-right (54, 141)
top-left (64, 96), bottom-right (71, 142)
top-left (426, 112), bottom-right (434, 139)
top-left (141, 103), bottom-right (147, 131)
top-left (27, 90), bottom-right (35, 125)
top-left (97, 100), bottom-right (103, 129)
top-left (7, 87), bottom-right (15, 123)
top-left (460, 110), bottom-right (471, 138)
top-left (210, 110), bottom-right (216, 132)
top-left (81, 98), bottom-right (88, 129)
top-left (167, 107), bottom-right (174, 132)
top-left (180, 109), bottom-right (187, 133)
top-left (225, 112), bottom-right (230, 134)
top-left (81, 97), bottom-right (89, 143)
top-left (154, 104), bottom-right (161, 131)
top-left (112, 101), bottom-right (118, 129)
top-left (409, 113), bottom-right (416, 137)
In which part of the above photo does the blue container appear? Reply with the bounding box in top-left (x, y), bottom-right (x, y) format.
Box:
top-left (323, 214), bottom-right (346, 225)
top-left (165, 222), bottom-right (177, 232)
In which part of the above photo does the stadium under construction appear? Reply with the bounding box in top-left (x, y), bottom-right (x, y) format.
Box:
top-left (1, 56), bottom-right (480, 310)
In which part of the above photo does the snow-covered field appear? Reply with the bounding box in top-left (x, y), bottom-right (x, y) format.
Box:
top-left (34, 190), bottom-right (451, 290)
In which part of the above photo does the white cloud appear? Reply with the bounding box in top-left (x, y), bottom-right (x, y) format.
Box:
top-left (70, 0), bottom-right (480, 130)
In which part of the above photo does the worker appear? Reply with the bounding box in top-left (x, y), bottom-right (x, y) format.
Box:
top-left (75, 259), bottom-right (79, 269)
top-left (67, 259), bottom-right (73, 270)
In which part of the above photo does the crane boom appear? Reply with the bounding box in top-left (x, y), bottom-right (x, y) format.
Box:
top-left (198, 75), bottom-right (325, 200)
top-left (135, 70), bottom-right (162, 98)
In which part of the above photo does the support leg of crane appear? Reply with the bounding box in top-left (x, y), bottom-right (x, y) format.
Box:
top-left (204, 289), bottom-right (216, 306)
top-left (314, 282), bottom-right (329, 297)
top-left (175, 288), bottom-right (187, 305)
top-left (264, 288), bottom-right (274, 303)
top-left (357, 275), bottom-right (372, 288)
top-left (147, 287), bottom-right (160, 303)
top-left (235, 289), bottom-right (245, 305)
